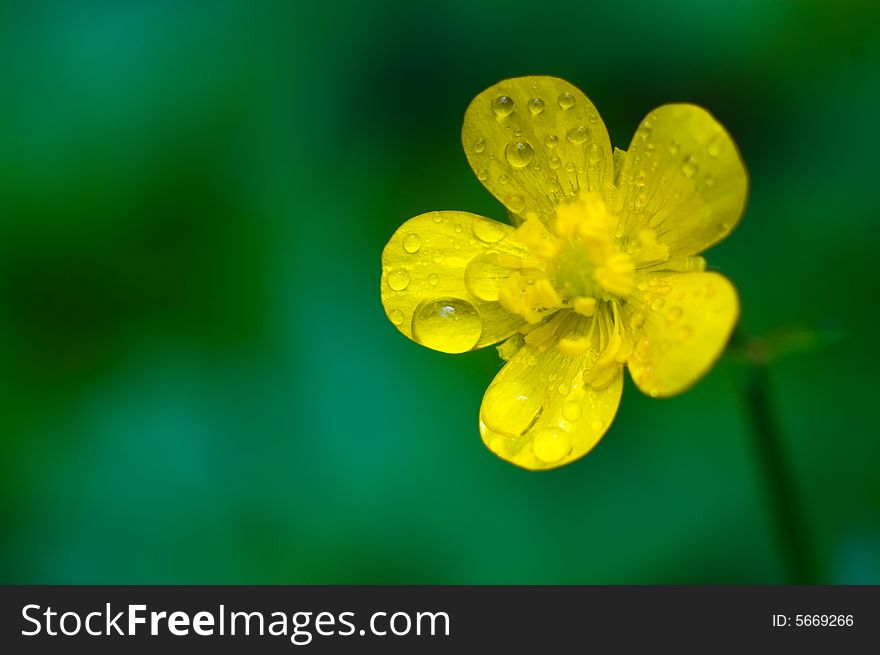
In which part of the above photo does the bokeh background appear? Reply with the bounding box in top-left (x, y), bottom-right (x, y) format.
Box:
top-left (1, 0), bottom-right (878, 584)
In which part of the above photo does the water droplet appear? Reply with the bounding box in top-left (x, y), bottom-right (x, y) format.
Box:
top-left (566, 125), bottom-right (589, 145)
top-left (387, 268), bottom-right (410, 291)
top-left (544, 134), bottom-right (559, 149)
top-left (649, 389), bottom-right (659, 398)
top-left (558, 92), bottom-right (575, 110)
top-left (508, 194), bottom-right (526, 213)
top-left (707, 135), bottom-right (722, 158)
top-left (528, 97), bottom-right (545, 115)
top-left (403, 233), bottom-right (422, 253)
top-left (650, 297), bottom-right (665, 311)
top-left (533, 427), bottom-right (572, 464)
top-left (562, 401), bottom-right (582, 422)
top-left (681, 156), bottom-right (697, 178)
top-left (472, 216), bottom-right (505, 243)
top-left (505, 141), bottom-right (534, 168)
top-left (704, 175), bottom-right (716, 188)
top-left (428, 273), bottom-right (439, 286)
top-left (492, 95), bottom-right (514, 117)
top-left (668, 141), bottom-right (680, 156)
top-left (432, 252), bottom-right (445, 264)
top-left (678, 326), bottom-right (693, 342)
top-left (482, 379), bottom-right (542, 436)
top-left (389, 309), bottom-right (404, 325)
top-left (473, 138), bottom-right (486, 153)
top-left (454, 224), bottom-right (463, 233)
top-left (548, 156), bottom-right (561, 169)
top-left (477, 169), bottom-right (488, 181)
top-left (588, 144), bottom-right (602, 164)
top-left (412, 298), bottom-right (482, 353)
top-left (432, 215), bottom-right (443, 224)
top-left (635, 192), bottom-right (648, 208)
top-left (590, 419), bottom-right (604, 432)
top-left (666, 307), bottom-right (682, 323)
top-left (636, 126), bottom-right (652, 140)
top-left (498, 173), bottom-right (509, 184)
top-left (565, 162), bottom-right (576, 173)
top-left (634, 170), bottom-right (648, 187)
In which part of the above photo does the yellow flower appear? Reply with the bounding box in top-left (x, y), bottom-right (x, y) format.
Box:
top-left (380, 76), bottom-right (747, 470)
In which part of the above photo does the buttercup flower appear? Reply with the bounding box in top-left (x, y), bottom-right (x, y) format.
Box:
top-left (381, 76), bottom-right (747, 470)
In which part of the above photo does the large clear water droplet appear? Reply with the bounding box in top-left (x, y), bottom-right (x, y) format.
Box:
top-left (505, 141), bottom-right (534, 168)
top-left (471, 216), bottom-right (505, 243)
top-left (465, 251), bottom-right (521, 301)
top-left (558, 92), bottom-right (575, 109)
top-left (387, 268), bottom-right (410, 291)
top-left (482, 378), bottom-right (543, 437)
top-left (528, 97), bottom-right (545, 115)
top-left (533, 427), bottom-right (572, 464)
top-left (492, 95), bottom-right (514, 117)
top-left (411, 298), bottom-right (482, 353)
top-left (403, 233), bottom-right (422, 254)
top-left (566, 125), bottom-right (589, 144)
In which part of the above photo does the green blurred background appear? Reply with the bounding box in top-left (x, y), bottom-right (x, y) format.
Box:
top-left (1, 0), bottom-right (878, 584)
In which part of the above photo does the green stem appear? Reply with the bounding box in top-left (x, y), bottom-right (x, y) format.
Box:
top-left (731, 329), bottom-right (818, 584)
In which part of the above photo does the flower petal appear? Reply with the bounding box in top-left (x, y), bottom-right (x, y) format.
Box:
top-left (462, 76), bottom-right (614, 223)
top-left (479, 314), bottom-right (623, 470)
top-left (381, 211), bottom-right (531, 353)
top-left (614, 104), bottom-right (748, 257)
top-left (627, 272), bottom-right (739, 397)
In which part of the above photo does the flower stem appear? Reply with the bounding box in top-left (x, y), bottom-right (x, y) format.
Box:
top-left (730, 328), bottom-right (818, 584)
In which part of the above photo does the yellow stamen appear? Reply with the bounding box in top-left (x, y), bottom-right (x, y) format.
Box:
top-left (573, 296), bottom-right (597, 317)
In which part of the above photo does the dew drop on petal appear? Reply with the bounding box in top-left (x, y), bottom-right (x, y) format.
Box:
top-left (473, 138), bottom-right (486, 153)
top-left (472, 216), bottom-right (505, 243)
top-left (428, 273), bottom-right (439, 286)
top-left (505, 141), bottom-right (534, 168)
top-left (465, 252), bottom-right (521, 301)
top-left (387, 268), bottom-right (410, 291)
top-left (707, 135), bottom-right (722, 158)
top-left (566, 125), bottom-right (589, 144)
top-left (681, 156), bottom-right (698, 178)
top-left (492, 95), bottom-right (514, 117)
top-left (389, 309), bottom-right (404, 325)
top-left (508, 194), bottom-right (526, 213)
top-left (558, 92), bottom-right (575, 110)
top-left (528, 97), bottom-right (545, 115)
top-left (403, 233), bottom-right (422, 253)
top-left (548, 156), bottom-right (561, 169)
top-left (482, 379), bottom-right (542, 437)
top-left (591, 419), bottom-right (604, 432)
top-left (533, 427), bottom-right (572, 464)
top-left (562, 401), bottom-right (582, 422)
top-left (412, 298), bottom-right (482, 353)
top-left (544, 134), bottom-right (559, 149)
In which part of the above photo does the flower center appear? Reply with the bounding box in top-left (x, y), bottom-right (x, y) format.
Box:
top-left (498, 193), bottom-right (662, 324)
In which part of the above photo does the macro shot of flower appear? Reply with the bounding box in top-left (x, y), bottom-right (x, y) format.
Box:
top-left (381, 76), bottom-right (747, 470)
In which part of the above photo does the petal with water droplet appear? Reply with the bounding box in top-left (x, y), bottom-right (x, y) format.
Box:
top-left (627, 272), bottom-right (739, 397)
top-left (381, 211), bottom-right (530, 351)
top-left (614, 104), bottom-right (748, 257)
top-left (480, 314), bottom-right (623, 470)
top-left (462, 76), bottom-right (613, 222)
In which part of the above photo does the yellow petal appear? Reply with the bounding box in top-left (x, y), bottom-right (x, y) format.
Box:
top-left (462, 76), bottom-right (614, 223)
top-left (381, 211), bottom-right (531, 353)
top-left (627, 272), bottom-right (739, 397)
top-left (479, 314), bottom-right (623, 470)
top-left (614, 104), bottom-right (748, 257)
